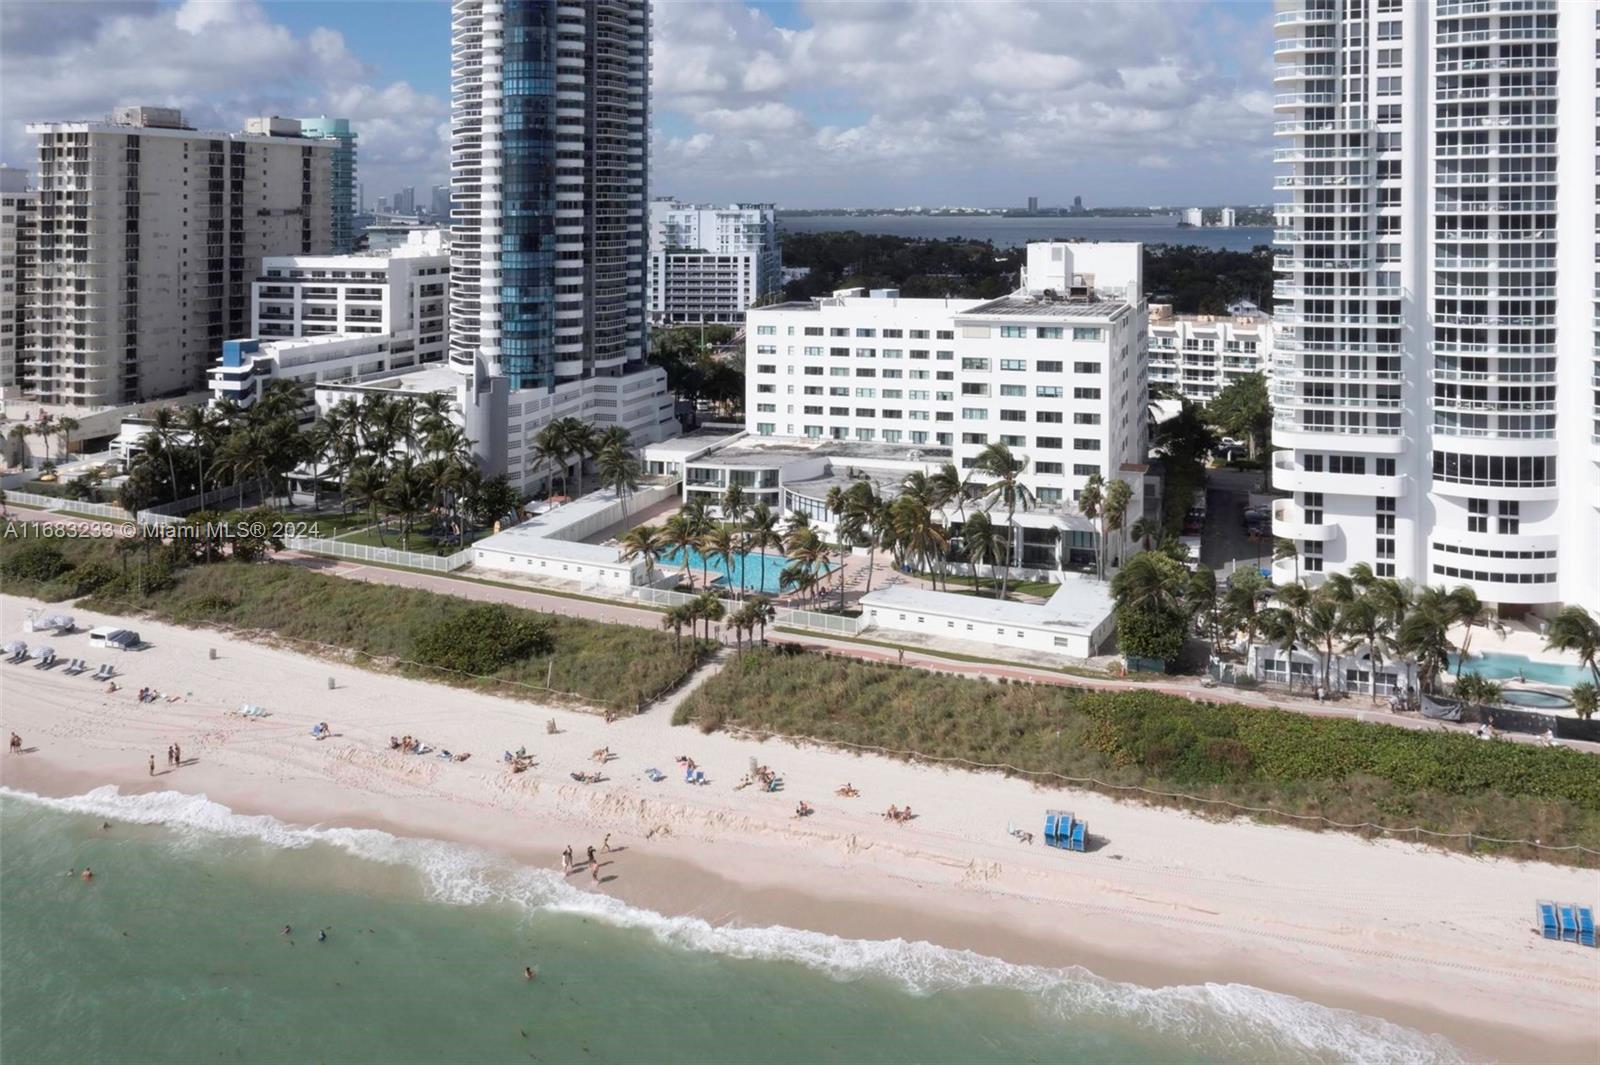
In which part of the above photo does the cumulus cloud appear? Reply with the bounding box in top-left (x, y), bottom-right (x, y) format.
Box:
top-left (652, 0), bottom-right (1274, 206)
top-left (0, 0), bottom-right (446, 201)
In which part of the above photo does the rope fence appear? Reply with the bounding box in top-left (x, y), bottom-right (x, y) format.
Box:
top-left (719, 726), bottom-right (1600, 860)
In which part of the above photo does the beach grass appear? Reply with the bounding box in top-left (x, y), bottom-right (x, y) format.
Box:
top-left (676, 649), bottom-right (1600, 864)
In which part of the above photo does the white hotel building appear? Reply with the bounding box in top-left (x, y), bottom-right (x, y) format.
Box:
top-left (1147, 301), bottom-right (1273, 402)
top-left (1271, 0), bottom-right (1598, 617)
top-left (742, 242), bottom-right (1148, 507)
top-left (648, 198), bottom-right (782, 325)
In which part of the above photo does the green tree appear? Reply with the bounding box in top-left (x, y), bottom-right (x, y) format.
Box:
top-left (1101, 478), bottom-right (1133, 575)
top-left (1205, 372), bottom-right (1271, 458)
top-left (412, 605), bottom-right (552, 676)
top-left (618, 523), bottom-right (664, 584)
top-left (973, 441), bottom-right (1034, 597)
top-left (1543, 606), bottom-right (1600, 688)
top-left (662, 512), bottom-right (700, 591)
top-left (961, 510), bottom-right (1002, 599)
top-left (1569, 681), bottom-right (1597, 722)
top-left (597, 441), bottom-right (642, 519)
top-left (1110, 551), bottom-right (1191, 666)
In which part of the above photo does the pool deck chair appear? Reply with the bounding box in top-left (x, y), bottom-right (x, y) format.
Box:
top-left (1577, 906), bottom-right (1596, 948)
top-left (1069, 821), bottom-right (1088, 852)
top-left (1558, 904), bottom-right (1578, 943)
top-left (1043, 813), bottom-right (1059, 848)
top-left (1537, 901), bottom-right (1559, 940)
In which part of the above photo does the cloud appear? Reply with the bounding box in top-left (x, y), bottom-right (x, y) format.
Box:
top-left (652, 0), bottom-right (1275, 206)
top-left (0, 0), bottom-right (446, 202)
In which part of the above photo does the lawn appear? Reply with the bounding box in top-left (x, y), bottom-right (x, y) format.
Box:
top-left (911, 571), bottom-right (1062, 600)
top-left (676, 649), bottom-right (1600, 865)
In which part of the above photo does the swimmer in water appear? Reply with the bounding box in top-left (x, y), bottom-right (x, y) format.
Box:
top-left (317, 930), bottom-right (327, 942)
top-left (81, 868), bottom-right (93, 881)
top-left (281, 925), bottom-right (292, 936)
top-left (524, 966), bottom-right (536, 981)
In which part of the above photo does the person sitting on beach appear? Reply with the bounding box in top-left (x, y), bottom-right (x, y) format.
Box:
top-left (901, 805), bottom-right (913, 822)
top-left (735, 775), bottom-right (752, 790)
top-left (885, 805), bottom-right (900, 821)
top-left (835, 783), bottom-right (858, 797)
top-left (592, 746), bottom-right (610, 763)
top-left (795, 801), bottom-right (813, 818)
top-left (393, 737), bottom-right (405, 750)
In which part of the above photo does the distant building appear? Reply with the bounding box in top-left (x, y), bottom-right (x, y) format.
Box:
top-left (1146, 302), bottom-right (1272, 403)
top-left (648, 198), bottom-right (782, 325)
top-left (1072, 195), bottom-right (1084, 213)
top-left (0, 165), bottom-right (36, 396)
top-left (1027, 195), bottom-right (1039, 212)
top-left (429, 184), bottom-right (451, 219)
top-left (393, 186), bottom-right (415, 216)
top-left (25, 106), bottom-right (333, 406)
top-left (298, 117), bottom-right (358, 253)
top-left (1180, 207), bottom-right (1204, 228)
top-left (364, 222), bottom-right (446, 253)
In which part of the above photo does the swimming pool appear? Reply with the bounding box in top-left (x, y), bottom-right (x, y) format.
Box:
top-left (1449, 651), bottom-right (1590, 688)
top-left (1497, 689), bottom-right (1575, 711)
top-left (657, 546), bottom-right (827, 595)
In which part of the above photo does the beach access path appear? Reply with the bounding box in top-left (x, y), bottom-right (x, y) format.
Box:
top-left (1, 592), bottom-right (1595, 1064)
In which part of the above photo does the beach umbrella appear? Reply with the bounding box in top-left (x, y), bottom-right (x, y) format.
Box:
top-left (2, 641), bottom-right (25, 655)
top-left (34, 645), bottom-right (55, 659)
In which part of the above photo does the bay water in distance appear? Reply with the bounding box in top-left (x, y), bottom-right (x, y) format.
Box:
top-left (0, 788), bottom-right (1459, 1065)
top-left (779, 214), bottom-right (1273, 254)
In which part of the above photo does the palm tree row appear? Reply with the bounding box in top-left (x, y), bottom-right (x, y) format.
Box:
top-left (531, 417), bottom-right (637, 504)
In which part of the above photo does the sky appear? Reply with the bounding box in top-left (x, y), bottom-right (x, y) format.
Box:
top-left (0, 0), bottom-right (1276, 210)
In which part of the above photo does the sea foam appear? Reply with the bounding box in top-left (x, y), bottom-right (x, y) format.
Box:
top-left (1, 785), bottom-right (1463, 1064)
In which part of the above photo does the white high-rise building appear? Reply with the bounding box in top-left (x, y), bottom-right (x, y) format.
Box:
top-left (1219, 206), bottom-right (1238, 228)
top-left (648, 198), bottom-right (782, 324)
top-left (0, 165), bottom-right (37, 396)
top-left (445, 0), bottom-right (675, 495)
top-left (1270, 0), bottom-right (1598, 616)
top-left (1181, 207), bottom-right (1205, 227)
top-left (25, 107), bottom-right (333, 407)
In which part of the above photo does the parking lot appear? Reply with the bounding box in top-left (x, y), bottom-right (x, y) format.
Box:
top-left (1200, 466), bottom-right (1272, 577)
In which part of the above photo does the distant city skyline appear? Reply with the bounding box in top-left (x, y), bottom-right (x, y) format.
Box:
top-left (0, 0), bottom-right (1274, 207)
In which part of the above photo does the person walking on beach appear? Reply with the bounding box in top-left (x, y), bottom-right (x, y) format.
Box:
top-left (166, 745), bottom-right (174, 767)
top-left (174, 743), bottom-right (181, 767)
top-left (9, 732), bottom-right (21, 754)
top-left (586, 845), bottom-right (596, 868)
top-left (602, 834), bottom-right (612, 853)
top-left (590, 861), bottom-right (600, 884)
top-left (561, 846), bottom-right (573, 875)
top-left (148, 754), bottom-right (155, 776)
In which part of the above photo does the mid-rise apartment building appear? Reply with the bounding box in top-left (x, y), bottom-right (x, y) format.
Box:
top-left (0, 165), bottom-right (37, 396)
top-left (253, 229), bottom-right (448, 357)
top-left (25, 106), bottom-right (333, 407)
top-left (648, 198), bottom-right (782, 324)
top-left (743, 242), bottom-right (1149, 508)
top-left (297, 117), bottom-right (358, 253)
top-left (1147, 301), bottom-right (1273, 402)
top-left (1271, 0), bottom-right (1598, 616)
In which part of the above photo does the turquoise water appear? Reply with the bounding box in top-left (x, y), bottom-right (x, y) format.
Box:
top-left (1449, 652), bottom-right (1589, 688)
top-left (659, 546), bottom-right (825, 595)
top-left (0, 789), bottom-right (1462, 1065)
top-left (1497, 689), bottom-right (1574, 710)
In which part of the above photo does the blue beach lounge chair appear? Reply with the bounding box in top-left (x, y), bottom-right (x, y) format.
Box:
top-left (1070, 821), bottom-right (1087, 851)
top-left (1043, 813), bottom-right (1058, 847)
top-left (1576, 906), bottom-right (1595, 948)
top-left (1558, 904), bottom-right (1578, 943)
top-left (1537, 901), bottom-right (1559, 939)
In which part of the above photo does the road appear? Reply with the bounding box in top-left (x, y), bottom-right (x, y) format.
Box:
top-left (1200, 466), bottom-right (1271, 577)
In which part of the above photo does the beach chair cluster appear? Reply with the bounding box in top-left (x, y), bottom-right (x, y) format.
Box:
top-left (5, 641), bottom-right (116, 680)
top-left (232, 703), bottom-right (271, 718)
top-left (1537, 902), bottom-right (1596, 947)
top-left (1044, 810), bottom-right (1087, 852)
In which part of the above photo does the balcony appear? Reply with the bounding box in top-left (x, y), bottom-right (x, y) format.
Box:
top-left (1273, 499), bottom-right (1336, 542)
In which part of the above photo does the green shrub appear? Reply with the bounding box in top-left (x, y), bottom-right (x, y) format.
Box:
top-left (1, 543), bottom-right (69, 584)
top-left (412, 604), bottom-right (553, 677)
top-left (64, 561), bottom-right (120, 597)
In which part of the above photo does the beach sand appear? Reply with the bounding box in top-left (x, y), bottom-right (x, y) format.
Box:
top-left (1, 592), bottom-right (1595, 1062)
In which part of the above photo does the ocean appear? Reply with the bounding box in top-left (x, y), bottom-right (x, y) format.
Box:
top-left (778, 215), bottom-right (1274, 253)
top-left (0, 788), bottom-right (1459, 1065)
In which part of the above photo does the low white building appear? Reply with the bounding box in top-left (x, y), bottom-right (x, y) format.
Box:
top-left (1146, 302), bottom-right (1272, 403)
top-left (208, 334), bottom-right (434, 409)
top-left (648, 199), bottom-right (781, 325)
top-left (470, 483), bottom-right (679, 589)
top-left (860, 579), bottom-right (1115, 660)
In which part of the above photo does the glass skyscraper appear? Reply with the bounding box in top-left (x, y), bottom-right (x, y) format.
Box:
top-left (298, 116), bottom-right (357, 253)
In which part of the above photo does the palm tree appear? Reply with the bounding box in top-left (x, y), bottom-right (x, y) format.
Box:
top-left (6, 424), bottom-right (28, 468)
top-left (961, 509), bottom-right (1001, 598)
top-left (682, 497), bottom-right (715, 589)
top-left (346, 462), bottom-right (388, 545)
top-left (179, 406), bottom-right (216, 510)
top-left (560, 418), bottom-right (597, 498)
top-left (782, 528), bottom-right (831, 605)
top-left (1077, 474), bottom-right (1103, 576)
top-left (972, 442), bottom-right (1034, 597)
top-left (56, 416), bottom-right (80, 464)
top-left (1448, 586), bottom-right (1504, 676)
top-left (694, 591), bottom-right (725, 643)
top-left (928, 462), bottom-right (968, 522)
top-left (596, 442), bottom-right (641, 518)
top-left (662, 603), bottom-right (693, 656)
top-left (1222, 568), bottom-right (1270, 651)
top-left (1101, 478), bottom-right (1132, 575)
top-left (618, 523), bottom-right (664, 584)
top-left (1453, 672), bottom-right (1504, 716)
top-left (148, 406), bottom-right (182, 504)
top-left (1543, 605), bottom-right (1600, 688)
top-left (746, 595), bottom-right (776, 646)
top-left (701, 524), bottom-right (738, 595)
top-left (662, 512), bottom-right (700, 590)
top-left (721, 483), bottom-right (749, 592)
top-left (1569, 681), bottom-right (1597, 722)
top-left (384, 456), bottom-right (431, 551)
top-left (889, 495), bottom-right (949, 592)
top-left (531, 423), bottom-right (569, 498)
top-left (742, 502), bottom-right (782, 597)
top-left (1272, 537), bottom-right (1300, 584)
top-left (1397, 587), bottom-right (1457, 693)
top-left (34, 412), bottom-right (54, 463)
top-left (1130, 516), bottom-right (1160, 552)
top-left (1338, 592), bottom-right (1395, 704)
top-left (1186, 566), bottom-right (1222, 654)
top-left (1302, 586), bottom-right (1343, 693)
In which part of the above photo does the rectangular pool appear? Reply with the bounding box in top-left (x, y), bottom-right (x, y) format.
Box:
top-left (657, 546), bottom-right (827, 596)
top-left (1448, 651), bottom-right (1589, 688)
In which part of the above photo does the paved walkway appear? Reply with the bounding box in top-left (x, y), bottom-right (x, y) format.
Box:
top-left (6, 502), bottom-right (1595, 752)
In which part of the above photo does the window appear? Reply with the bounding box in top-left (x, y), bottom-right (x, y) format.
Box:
top-left (961, 382), bottom-right (989, 396)
top-left (1073, 438), bottom-right (1100, 450)
top-left (1000, 384), bottom-right (1026, 397)
top-left (803, 346), bottom-right (823, 357)
top-left (1000, 434), bottom-right (1025, 447)
top-left (936, 330), bottom-right (955, 340)
top-left (1376, 457), bottom-right (1396, 477)
top-left (1073, 464), bottom-right (1100, 477)
top-left (999, 326), bottom-right (1027, 338)
top-left (1074, 361), bottom-right (1102, 374)
top-left (1036, 462), bottom-right (1063, 475)
top-left (756, 325), bottom-right (776, 335)
top-left (1073, 387), bottom-right (1101, 400)
top-left (756, 364), bottom-right (776, 374)
top-left (1038, 360), bottom-right (1063, 373)
top-left (855, 367), bottom-right (876, 378)
top-left (855, 387), bottom-right (876, 397)
top-left (1038, 489), bottom-right (1062, 504)
top-left (1497, 500), bottom-right (1519, 536)
top-left (999, 359), bottom-right (1026, 371)
top-left (1074, 412), bottom-right (1100, 425)
top-left (1036, 436), bottom-right (1062, 449)
top-left (1467, 499), bottom-right (1489, 534)
top-left (882, 349), bottom-right (903, 359)
top-left (1036, 411), bottom-right (1063, 423)
top-left (831, 347), bottom-right (849, 357)
top-left (755, 384), bottom-right (776, 394)
top-left (882, 329), bottom-right (903, 338)
top-left (856, 328), bottom-right (875, 337)
top-left (909, 349), bottom-right (929, 360)
top-left (962, 432), bottom-right (988, 445)
top-left (961, 408), bottom-right (988, 420)
top-left (804, 326), bottom-right (823, 336)
top-left (999, 410), bottom-right (1026, 422)
top-left (855, 348), bottom-right (875, 358)
top-left (830, 327), bottom-right (848, 337)
top-left (961, 357), bottom-right (989, 371)
top-left (1036, 327), bottom-right (1062, 339)
top-left (756, 403), bottom-right (776, 413)
top-left (803, 366), bottom-right (823, 376)
top-left (909, 329), bottom-right (929, 339)
top-left (1072, 327), bottom-right (1103, 342)
top-left (1035, 386), bottom-right (1062, 398)
top-left (936, 351), bottom-right (954, 361)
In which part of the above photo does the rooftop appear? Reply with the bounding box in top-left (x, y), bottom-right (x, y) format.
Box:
top-left (861, 576), bottom-right (1114, 636)
top-left (681, 435), bottom-right (952, 469)
top-left (958, 294), bottom-right (1130, 322)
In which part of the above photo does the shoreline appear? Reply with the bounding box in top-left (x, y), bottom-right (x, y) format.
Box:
top-left (2, 594), bottom-right (1596, 1063)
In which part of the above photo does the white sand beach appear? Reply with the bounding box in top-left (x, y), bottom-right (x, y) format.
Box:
top-left (1, 592), bottom-right (1595, 1062)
